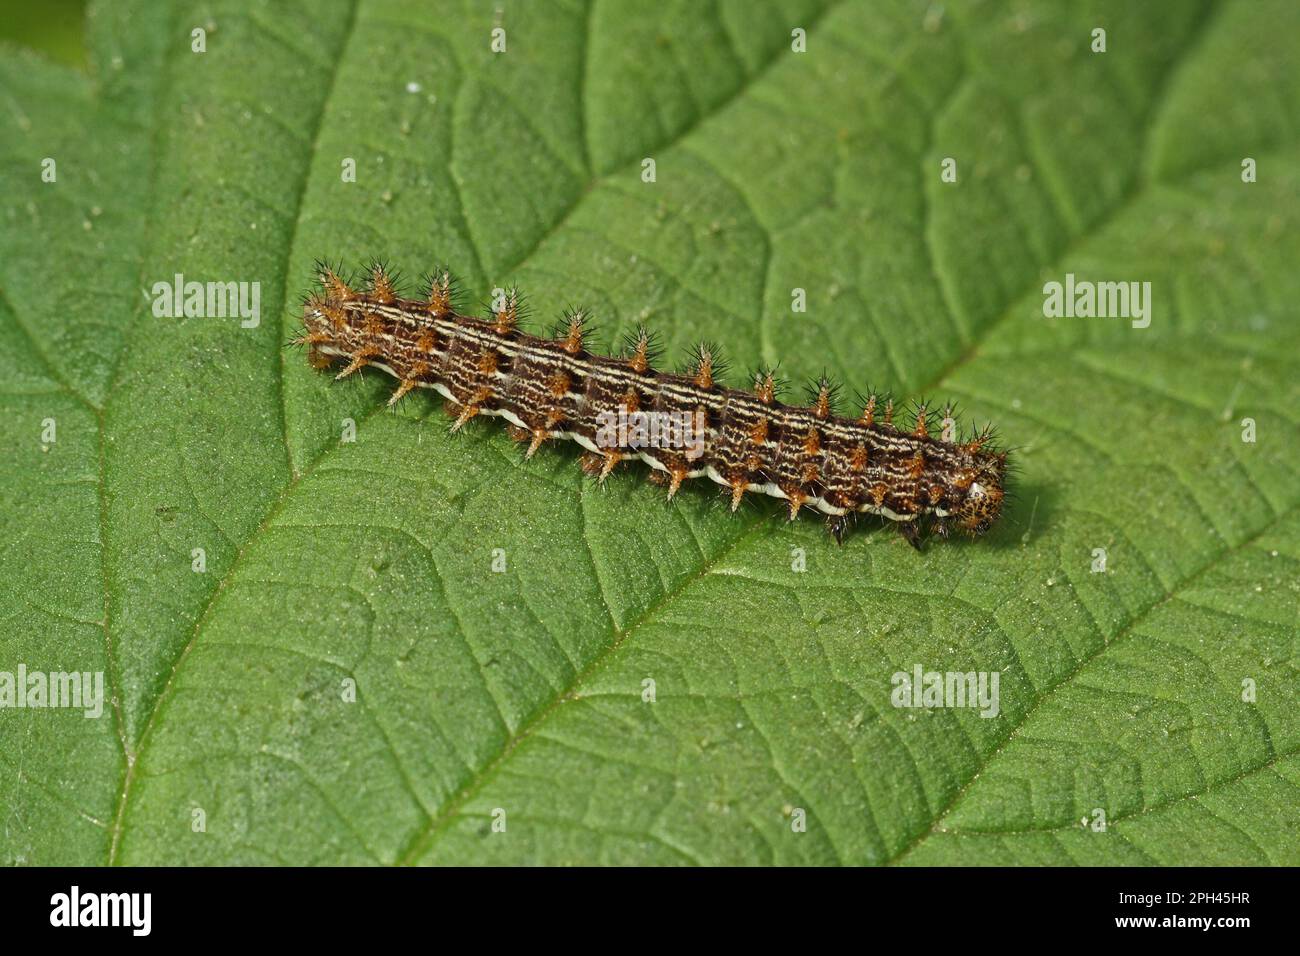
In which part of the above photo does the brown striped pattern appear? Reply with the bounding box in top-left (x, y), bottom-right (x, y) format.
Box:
top-left (295, 265), bottom-right (1008, 546)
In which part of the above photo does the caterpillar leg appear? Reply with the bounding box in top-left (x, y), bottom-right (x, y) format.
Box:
top-left (896, 520), bottom-right (923, 551)
top-left (826, 514), bottom-right (851, 545)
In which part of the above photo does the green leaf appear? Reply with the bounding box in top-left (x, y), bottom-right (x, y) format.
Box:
top-left (1, 0), bottom-right (1297, 866)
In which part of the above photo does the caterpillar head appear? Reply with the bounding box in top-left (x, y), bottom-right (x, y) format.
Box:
top-left (951, 453), bottom-right (1007, 535)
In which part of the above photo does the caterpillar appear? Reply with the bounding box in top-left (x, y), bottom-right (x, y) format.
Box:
top-left (293, 263), bottom-right (1008, 548)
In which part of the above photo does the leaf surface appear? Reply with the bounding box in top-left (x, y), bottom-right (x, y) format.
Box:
top-left (0, 0), bottom-right (1296, 865)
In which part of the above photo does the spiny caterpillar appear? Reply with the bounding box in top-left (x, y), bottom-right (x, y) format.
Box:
top-left (294, 263), bottom-right (1008, 548)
